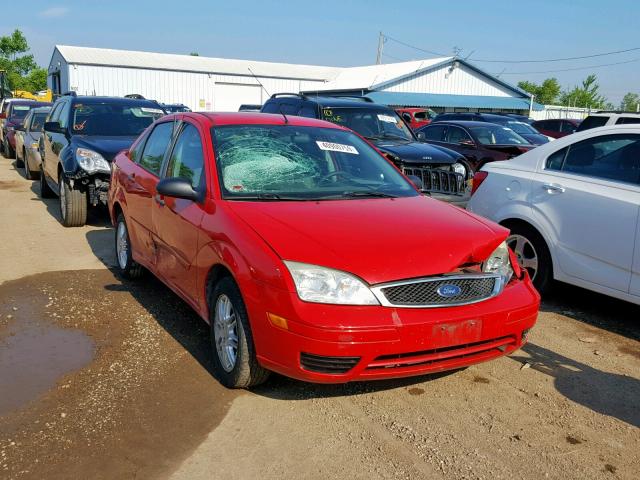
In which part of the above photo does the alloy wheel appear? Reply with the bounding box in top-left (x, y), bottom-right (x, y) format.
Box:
top-left (116, 221), bottom-right (129, 270)
top-left (213, 294), bottom-right (239, 373)
top-left (506, 234), bottom-right (538, 281)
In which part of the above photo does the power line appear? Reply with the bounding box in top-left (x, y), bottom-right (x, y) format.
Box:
top-left (381, 52), bottom-right (406, 62)
top-left (472, 47), bottom-right (640, 63)
top-left (381, 33), bottom-right (640, 65)
top-left (382, 34), bottom-right (447, 57)
top-left (495, 57), bottom-right (640, 75)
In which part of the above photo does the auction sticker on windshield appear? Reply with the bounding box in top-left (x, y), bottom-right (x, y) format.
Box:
top-left (316, 141), bottom-right (359, 154)
top-left (377, 114), bottom-right (398, 123)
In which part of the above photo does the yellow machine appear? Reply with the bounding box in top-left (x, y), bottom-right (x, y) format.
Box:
top-left (12, 89), bottom-right (53, 102)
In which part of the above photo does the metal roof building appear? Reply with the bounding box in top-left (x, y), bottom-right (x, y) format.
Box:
top-left (47, 46), bottom-right (541, 113)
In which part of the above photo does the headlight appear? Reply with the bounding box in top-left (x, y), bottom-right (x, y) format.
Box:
top-left (284, 261), bottom-right (379, 305)
top-left (76, 148), bottom-right (110, 174)
top-left (451, 162), bottom-right (467, 178)
top-left (482, 241), bottom-right (513, 286)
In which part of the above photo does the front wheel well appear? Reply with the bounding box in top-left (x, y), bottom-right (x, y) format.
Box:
top-left (205, 264), bottom-right (235, 309)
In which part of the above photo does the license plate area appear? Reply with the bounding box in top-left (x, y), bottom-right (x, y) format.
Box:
top-left (430, 319), bottom-right (482, 348)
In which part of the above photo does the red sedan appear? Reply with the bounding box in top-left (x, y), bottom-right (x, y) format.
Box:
top-left (108, 112), bottom-right (539, 388)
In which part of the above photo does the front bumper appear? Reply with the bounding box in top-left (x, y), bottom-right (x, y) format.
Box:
top-left (249, 277), bottom-right (539, 383)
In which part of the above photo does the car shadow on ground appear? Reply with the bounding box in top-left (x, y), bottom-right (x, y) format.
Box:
top-left (541, 282), bottom-right (640, 342)
top-left (510, 342), bottom-right (640, 428)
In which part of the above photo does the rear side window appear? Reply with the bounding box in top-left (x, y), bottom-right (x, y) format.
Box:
top-left (420, 124), bottom-right (446, 141)
top-left (139, 122), bottom-right (173, 175)
top-left (576, 116), bottom-right (608, 132)
top-left (560, 121), bottom-right (577, 133)
top-left (58, 101), bottom-right (72, 128)
top-left (445, 126), bottom-right (473, 144)
top-left (546, 134), bottom-right (640, 184)
top-left (165, 124), bottom-right (205, 190)
top-left (615, 117), bottom-right (640, 125)
top-left (261, 101), bottom-right (280, 114)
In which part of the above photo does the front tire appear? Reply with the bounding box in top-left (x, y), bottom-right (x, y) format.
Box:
top-left (3, 139), bottom-right (14, 159)
top-left (209, 277), bottom-right (269, 388)
top-left (506, 224), bottom-right (552, 294)
top-left (59, 176), bottom-right (87, 227)
top-left (15, 147), bottom-right (24, 168)
top-left (115, 213), bottom-right (144, 278)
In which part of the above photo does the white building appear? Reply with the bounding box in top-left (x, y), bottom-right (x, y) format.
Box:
top-left (47, 46), bottom-right (541, 114)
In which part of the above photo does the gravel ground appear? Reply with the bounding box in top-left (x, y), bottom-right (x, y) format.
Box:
top-left (0, 155), bottom-right (638, 480)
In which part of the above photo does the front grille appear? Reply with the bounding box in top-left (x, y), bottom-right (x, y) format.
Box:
top-left (402, 166), bottom-right (465, 195)
top-left (373, 274), bottom-right (500, 307)
top-left (300, 352), bottom-right (360, 374)
top-left (366, 336), bottom-right (516, 370)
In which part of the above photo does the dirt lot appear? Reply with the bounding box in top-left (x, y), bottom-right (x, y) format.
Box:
top-left (0, 155), bottom-right (638, 480)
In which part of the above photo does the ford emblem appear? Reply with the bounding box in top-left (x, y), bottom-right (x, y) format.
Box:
top-left (437, 284), bottom-right (462, 298)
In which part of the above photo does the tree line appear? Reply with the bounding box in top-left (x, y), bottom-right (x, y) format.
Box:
top-left (517, 75), bottom-right (638, 111)
top-left (1, 30), bottom-right (47, 93)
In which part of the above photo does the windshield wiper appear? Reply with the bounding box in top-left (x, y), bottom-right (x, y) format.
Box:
top-left (228, 193), bottom-right (303, 201)
top-left (342, 191), bottom-right (398, 198)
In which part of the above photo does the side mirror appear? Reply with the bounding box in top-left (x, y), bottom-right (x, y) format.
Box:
top-left (407, 174), bottom-right (424, 191)
top-left (459, 139), bottom-right (475, 146)
top-left (44, 121), bottom-right (65, 134)
top-left (416, 131), bottom-right (426, 141)
top-left (156, 177), bottom-right (201, 202)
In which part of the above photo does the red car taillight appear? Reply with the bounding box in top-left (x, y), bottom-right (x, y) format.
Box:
top-left (470, 171), bottom-right (488, 196)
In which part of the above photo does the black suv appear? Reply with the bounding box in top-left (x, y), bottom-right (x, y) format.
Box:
top-left (40, 94), bottom-right (165, 226)
top-left (261, 94), bottom-right (469, 200)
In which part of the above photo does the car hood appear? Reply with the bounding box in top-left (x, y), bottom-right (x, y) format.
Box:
top-left (72, 135), bottom-right (138, 162)
top-left (372, 139), bottom-right (461, 165)
top-left (228, 196), bottom-right (506, 285)
top-left (519, 133), bottom-right (549, 145)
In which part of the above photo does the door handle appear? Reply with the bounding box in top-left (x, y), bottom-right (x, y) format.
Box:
top-left (542, 183), bottom-right (565, 194)
top-left (154, 194), bottom-right (165, 206)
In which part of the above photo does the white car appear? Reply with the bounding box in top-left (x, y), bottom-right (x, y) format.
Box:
top-left (467, 125), bottom-right (640, 305)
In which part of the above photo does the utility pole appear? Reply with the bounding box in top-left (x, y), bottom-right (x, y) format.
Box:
top-left (376, 32), bottom-right (385, 65)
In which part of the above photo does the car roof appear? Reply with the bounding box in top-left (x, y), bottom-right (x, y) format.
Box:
top-left (30, 106), bottom-right (52, 113)
top-left (270, 95), bottom-right (390, 110)
top-left (426, 120), bottom-right (491, 127)
top-left (171, 112), bottom-right (351, 130)
top-left (68, 96), bottom-right (161, 106)
top-left (9, 100), bottom-right (45, 106)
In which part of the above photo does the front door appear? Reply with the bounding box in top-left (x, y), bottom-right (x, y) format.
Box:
top-left (152, 121), bottom-right (206, 304)
top-left (531, 133), bottom-right (640, 293)
top-left (122, 121), bottom-right (175, 266)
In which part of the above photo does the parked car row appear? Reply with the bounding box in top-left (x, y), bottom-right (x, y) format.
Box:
top-left (3, 92), bottom-right (543, 389)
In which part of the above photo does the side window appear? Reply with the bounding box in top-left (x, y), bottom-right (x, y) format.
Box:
top-left (129, 131), bottom-right (149, 164)
top-left (545, 147), bottom-right (567, 170)
top-left (165, 124), bottom-right (204, 190)
top-left (445, 126), bottom-right (473, 144)
top-left (560, 121), bottom-right (576, 133)
top-left (279, 102), bottom-right (299, 115)
top-left (48, 103), bottom-right (63, 123)
top-left (401, 112), bottom-right (412, 123)
top-left (261, 101), bottom-right (280, 114)
top-left (616, 117), bottom-right (640, 125)
top-left (58, 101), bottom-right (72, 128)
top-left (298, 105), bottom-right (318, 118)
top-left (23, 112), bottom-right (33, 130)
top-left (139, 122), bottom-right (173, 175)
top-left (558, 134), bottom-right (640, 184)
top-left (421, 124), bottom-right (446, 141)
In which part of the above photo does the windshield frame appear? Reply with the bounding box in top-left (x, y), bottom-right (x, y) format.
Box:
top-left (69, 101), bottom-right (165, 137)
top-left (210, 123), bottom-right (419, 202)
top-left (320, 106), bottom-right (417, 142)
top-left (468, 124), bottom-right (531, 146)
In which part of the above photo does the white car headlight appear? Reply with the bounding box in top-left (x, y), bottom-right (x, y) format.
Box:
top-left (482, 241), bottom-right (514, 286)
top-left (76, 148), bottom-right (110, 174)
top-left (284, 261), bottom-right (379, 305)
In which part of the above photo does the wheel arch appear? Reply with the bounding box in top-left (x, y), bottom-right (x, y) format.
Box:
top-left (498, 217), bottom-right (556, 280)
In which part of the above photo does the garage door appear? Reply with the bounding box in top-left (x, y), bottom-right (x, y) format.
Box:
top-left (214, 83), bottom-right (262, 112)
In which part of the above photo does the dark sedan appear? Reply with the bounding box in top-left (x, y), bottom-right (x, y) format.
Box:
top-left (416, 121), bottom-right (535, 172)
top-left (432, 113), bottom-right (549, 145)
top-left (531, 118), bottom-right (581, 138)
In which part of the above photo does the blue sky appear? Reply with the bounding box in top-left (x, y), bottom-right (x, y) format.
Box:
top-left (4, 0), bottom-right (639, 104)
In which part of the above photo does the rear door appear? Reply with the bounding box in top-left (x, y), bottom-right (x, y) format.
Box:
top-left (122, 121), bottom-right (175, 266)
top-left (152, 120), bottom-right (207, 303)
top-left (531, 133), bottom-right (640, 293)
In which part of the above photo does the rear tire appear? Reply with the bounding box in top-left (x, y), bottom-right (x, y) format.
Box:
top-left (506, 223), bottom-right (552, 294)
top-left (209, 277), bottom-right (270, 388)
top-left (3, 139), bottom-right (14, 159)
top-left (23, 151), bottom-right (36, 180)
top-left (15, 147), bottom-right (24, 168)
top-left (59, 176), bottom-right (88, 227)
top-left (115, 213), bottom-right (144, 278)
top-left (39, 166), bottom-right (54, 198)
